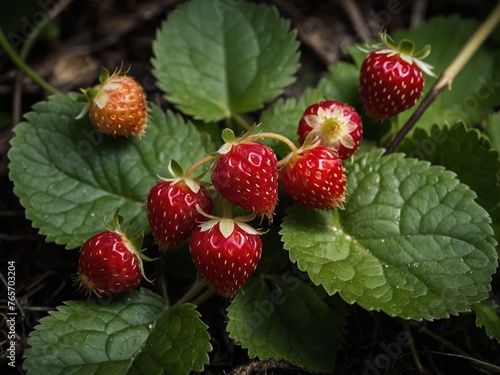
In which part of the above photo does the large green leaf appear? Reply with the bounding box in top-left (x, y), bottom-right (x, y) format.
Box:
top-left (23, 289), bottom-right (156, 374)
top-left (398, 123), bottom-right (500, 212)
top-left (152, 0), bottom-right (300, 122)
top-left (349, 16), bottom-right (500, 131)
top-left (281, 150), bottom-right (497, 320)
top-left (227, 275), bottom-right (345, 373)
top-left (23, 290), bottom-right (210, 375)
top-left (8, 94), bottom-right (211, 249)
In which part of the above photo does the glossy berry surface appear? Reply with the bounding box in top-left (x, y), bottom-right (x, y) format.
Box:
top-left (280, 145), bottom-right (346, 209)
top-left (77, 231), bottom-right (141, 296)
top-left (190, 220), bottom-right (262, 297)
top-left (359, 51), bottom-right (424, 120)
top-left (147, 179), bottom-right (213, 251)
top-left (212, 141), bottom-right (278, 220)
top-left (297, 100), bottom-right (363, 159)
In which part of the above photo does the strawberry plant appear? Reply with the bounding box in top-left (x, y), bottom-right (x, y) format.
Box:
top-left (2, 1), bottom-right (500, 374)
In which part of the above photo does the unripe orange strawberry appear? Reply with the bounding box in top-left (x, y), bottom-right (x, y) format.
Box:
top-left (79, 67), bottom-right (148, 136)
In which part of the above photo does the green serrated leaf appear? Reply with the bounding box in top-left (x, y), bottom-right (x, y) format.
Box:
top-left (23, 289), bottom-right (166, 375)
top-left (398, 123), bottom-right (500, 212)
top-left (152, 0), bottom-right (300, 122)
top-left (317, 62), bottom-right (362, 109)
top-left (259, 88), bottom-right (324, 158)
top-left (127, 303), bottom-right (211, 375)
top-left (227, 275), bottom-right (346, 373)
top-left (281, 150), bottom-right (498, 320)
top-left (8, 94), bottom-right (212, 249)
top-left (350, 16), bottom-right (500, 130)
top-left (473, 302), bottom-right (500, 343)
top-left (484, 112), bottom-right (500, 158)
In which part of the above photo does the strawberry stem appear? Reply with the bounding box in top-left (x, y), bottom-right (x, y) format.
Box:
top-left (191, 287), bottom-right (217, 305)
top-left (184, 155), bottom-right (216, 178)
top-left (231, 113), bottom-right (252, 131)
top-left (0, 28), bottom-right (60, 95)
top-left (221, 198), bottom-right (234, 219)
top-left (256, 132), bottom-right (298, 153)
top-left (173, 275), bottom-right (209, 307)
top-left (437, 2), bottom-right (500, 92)
top-left (385, 2), bottom-right (500, 154)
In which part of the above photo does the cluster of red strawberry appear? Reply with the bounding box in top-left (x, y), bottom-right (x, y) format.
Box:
top-left (76, 100), bottom-right (364, 298)
top-left (76, 31), bottom-right (432, 299)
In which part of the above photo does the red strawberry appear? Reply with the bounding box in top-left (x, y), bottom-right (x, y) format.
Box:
top-left (189, 215), bottom-right (262, 297)
top-left (77, 213), bottom-right (148, 296)
top-left (211, 134), bottom-right (278, 220)
top-left (297, 100), bottom-right (363, 159)
top-left (147, 176), bottom-right (213, 252)
top-left (79, 67), bottom-right (148, 136)
top-left (280, 145), bottom-right (346, 209)
top-left (359, 32), bottom-right (434, 120)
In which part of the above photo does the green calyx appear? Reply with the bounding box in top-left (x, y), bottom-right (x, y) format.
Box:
top-left (98, 66), bottom-right (111, 84)
top-left (371, 30), bottom-right (432, 60)
top-left (361, 30), bottom-right (436, 77)
top-left (74, 67), bottom-right (111, 119)
top-left (105, 209), bottom-right (156, 267)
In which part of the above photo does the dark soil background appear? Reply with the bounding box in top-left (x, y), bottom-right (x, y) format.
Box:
top-left (0, 0), bottom-right (499, 374)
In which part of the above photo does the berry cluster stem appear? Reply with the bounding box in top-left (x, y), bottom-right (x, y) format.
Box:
top-left (256, 132), bottom-right (298, 153)
top-left (385, 2), bottom-right (500, 154)
top-left (184, 154), bottom-right (216, 178)
top-left (173, 275), bottom-right (208, 307)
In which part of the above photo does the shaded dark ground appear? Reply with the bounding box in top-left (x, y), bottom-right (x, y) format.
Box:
top-left (0, 0), bottom-right (499, 374)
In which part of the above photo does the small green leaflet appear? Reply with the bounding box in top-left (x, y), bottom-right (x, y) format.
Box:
top-left (227, 275), bottom-right (346, 373)
top-left (484, 112), bottom-right (500, 158)
top-left (8, 94), bottom-right (212, 249)
top-left (152, 0), bottom-right (300, 122)
top-left (23, 289), bottom-right (210, 375)
top-left (473, 302), bottom-right (500, 343)
top-left (398, 123), bottom-right (500, 212)
top-left (281, 150), bottom-right (498, 320)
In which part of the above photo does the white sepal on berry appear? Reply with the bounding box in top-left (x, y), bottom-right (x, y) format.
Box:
top-left (195, 205), bottom-right (261, 238)
top-left (362, 31), bottom-right (436, 77)
top-left (105, 210), bottom-right (154, 281)
top-left (161, 159), bottom-right (202, 194)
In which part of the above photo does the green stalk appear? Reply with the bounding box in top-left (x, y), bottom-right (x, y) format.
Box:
top-left (173, 275), bottom-right (208, 307)
top-left (400, 320), bottom-right (425, 373)
top-left (231, 112), bottom-right (252, 131)
top-left (385, 2), bottom-right (500, 154)
top-left (422, 328), bottom-right (471, 358)
top-left (0, 27), bottom-right (60, 95)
